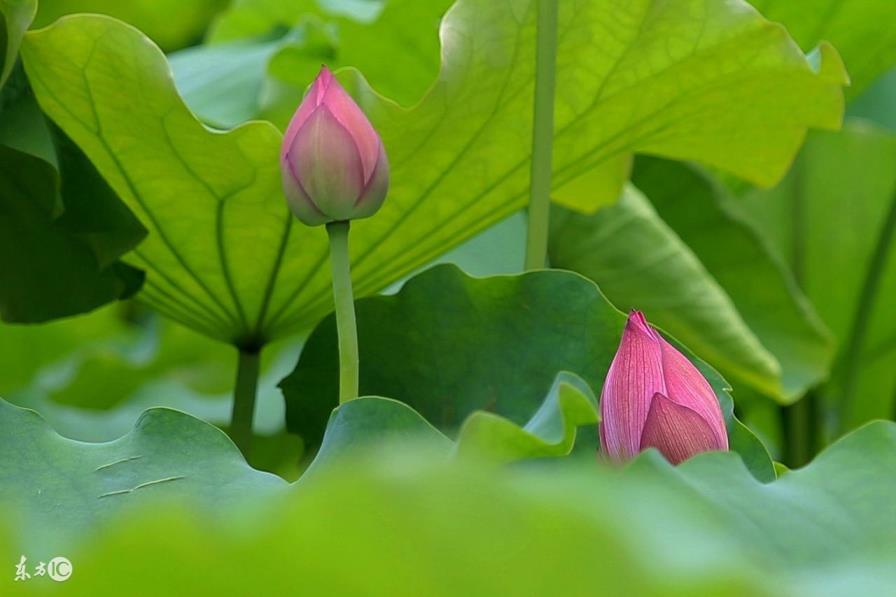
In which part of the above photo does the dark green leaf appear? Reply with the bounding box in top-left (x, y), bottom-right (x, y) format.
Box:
top-left (0, 144), bottom-right (144, 322)
top-left (281, 265), bottom-right (622, 441)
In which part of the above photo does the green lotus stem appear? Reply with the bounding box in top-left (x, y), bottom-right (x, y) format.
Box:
top-left (230, 348), bottom-right (261, 455)
top-left (524, 0), bottom-right (559, 270)
top-left (327, 220), bottom-right (360, 403)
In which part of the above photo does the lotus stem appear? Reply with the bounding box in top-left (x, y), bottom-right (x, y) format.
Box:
top-left (524, 0), bottom-right (559, 270)
top-left (230, 347), bottom-right (261, 456)
top-left (327, 220), bottom-right (360, 403)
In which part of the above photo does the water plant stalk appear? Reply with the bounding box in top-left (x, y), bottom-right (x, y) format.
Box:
top-left (230, 348), bottom-right (261, 455)
top-left (524, 0), bottom-right (559, 270)
top-left (327, 220), bottom-right (360, 403)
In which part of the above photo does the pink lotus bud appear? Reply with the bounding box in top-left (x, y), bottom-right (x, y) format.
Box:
top-left (599, 311), bottom-right (728, 464)
top-left (280, 66), bottom-right (389, 226)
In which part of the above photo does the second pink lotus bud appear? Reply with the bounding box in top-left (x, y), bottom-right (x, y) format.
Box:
top-left (599, 311), bottom-right (728, 465)
top-left (280, 66), bottom-right (389, 226)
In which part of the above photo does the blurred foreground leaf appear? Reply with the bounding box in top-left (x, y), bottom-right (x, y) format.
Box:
top-left (1, 419), bottom-right (893, 594)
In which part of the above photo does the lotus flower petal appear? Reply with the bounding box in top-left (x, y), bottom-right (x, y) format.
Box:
top-left (280, 66), bottom-right (389, 226)
top-left (599, 311), bottom-right (728, 464)
top-left (286, 105), bottom-right (366, 221)
top-left (599, 311), bottom-right (666, 460)
top-left (639, 393), bottom-right (725, 464)
top-left (657, 338), bottom-right (729, 450)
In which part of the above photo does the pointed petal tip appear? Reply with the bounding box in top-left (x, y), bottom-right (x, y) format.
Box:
top-left (626, 309), bottom-right (649, 328)
top-left (624, 309), bottom-right (659, 342)
top-left (315, 65), bottom-right (334, 86)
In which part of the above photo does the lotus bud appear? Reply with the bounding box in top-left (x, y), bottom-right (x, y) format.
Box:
top-left (280, 66), bottom-right (389, 226)
top-left (599, 311), bottom-right (728, 464)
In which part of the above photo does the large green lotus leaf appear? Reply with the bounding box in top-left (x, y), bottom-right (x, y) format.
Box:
top-left (282, 265), bottom-right (773, 480)
top-left (22, 4), bottom-right (845, 345)
top-left (21, 16), bottom-right (302, 345)
top-left (0, 449), bottom-right (768, 596)
top-left (33, 0), bottom-right (228, 51)
top-left (3, 421), bottom-right (894, 595)
top-left (751, 0), bottom-right (896, 98)
top-left (0, 398), bottom-right (287, 553)
top-left (0, 0), bottom-right (35, 86)
top-left (550, 162), bottom-right (833, 403)
top-left (281, 265), bottom-right (620, 440)
top-left (738, 121), bottom-right (896, 434)
top-left (0, 366), bottom-right (716, 557)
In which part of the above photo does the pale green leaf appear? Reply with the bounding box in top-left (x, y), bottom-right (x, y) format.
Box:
top-left (21, 2), bottom-right (846, 345)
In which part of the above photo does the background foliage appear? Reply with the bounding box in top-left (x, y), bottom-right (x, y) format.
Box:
top-left (1, 0), bottom-right (895, 592)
